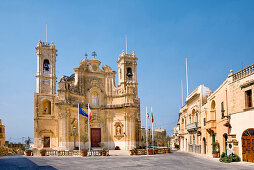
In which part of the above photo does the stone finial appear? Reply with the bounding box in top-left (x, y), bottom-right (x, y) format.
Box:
top-left (228, 69), bottom-right (234, 77)
top-left (122, 50), bottom-right (125, 54)
top-left (133, 51), bottom-right (135, 54)
top-left (37, 40), bottom-right (42, 46)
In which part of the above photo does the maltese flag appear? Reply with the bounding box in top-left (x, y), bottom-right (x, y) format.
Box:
top-left (88, 104), bottom-right (92, 121)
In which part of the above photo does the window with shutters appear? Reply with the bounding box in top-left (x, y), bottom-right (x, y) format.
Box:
top-left (221, 102), bottom-right (225, 118)
top-left (245, 90), bottom-right (252, 108)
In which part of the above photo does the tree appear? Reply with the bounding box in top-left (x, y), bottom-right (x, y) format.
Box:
top-left (25, 137), bottom-right (32, 147)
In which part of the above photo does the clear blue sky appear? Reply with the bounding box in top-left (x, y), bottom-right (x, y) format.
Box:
top-left (0, 0), bottom-right (254, 143)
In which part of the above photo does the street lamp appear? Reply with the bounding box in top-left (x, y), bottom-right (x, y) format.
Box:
top-left (73, 126), bottom-right (77, 150)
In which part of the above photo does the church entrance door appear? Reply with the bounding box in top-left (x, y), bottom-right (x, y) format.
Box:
top-left (91, 128), bottom-right (101, 147)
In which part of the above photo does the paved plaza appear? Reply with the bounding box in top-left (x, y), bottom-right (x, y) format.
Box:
top-left (0, 152), bottom-right (254, 170)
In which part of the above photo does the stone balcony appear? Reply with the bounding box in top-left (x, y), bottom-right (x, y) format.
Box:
top-left (178, 129), bottom-right (185, 136)
top-left (206, 120), bottom-right (216, 134)
top-left (186, 122), bottom-right (199, 132)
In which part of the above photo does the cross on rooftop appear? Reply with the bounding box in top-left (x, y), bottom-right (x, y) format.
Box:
top-left (92, 51), bottom-right (97, 59)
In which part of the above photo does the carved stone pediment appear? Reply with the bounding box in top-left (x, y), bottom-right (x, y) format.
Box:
top-left (102, 65), bottom-right (113, 73)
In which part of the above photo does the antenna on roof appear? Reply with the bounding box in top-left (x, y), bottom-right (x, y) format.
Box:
top-left (181, 80), bottom-right (183, 106)
top-left (125, 35), bottom-right (127, 54)
top-left (186, 58), bottom-right (189, 98)
top-left (46, 24), bottom-right (47, 43)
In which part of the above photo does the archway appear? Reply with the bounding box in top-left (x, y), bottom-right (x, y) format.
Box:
top-left (203, 137), bottom-right (206, 154)
top-left (41, 99), bottom-right (51, 114)
top-left (242, 128), bottom-right (254, 162)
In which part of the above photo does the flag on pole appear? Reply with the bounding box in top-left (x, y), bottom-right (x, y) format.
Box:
top-left (88, 104), bottom-right (92, 121)
top-left (79, 105), bottom-right (88, 117)
top-left (151, 111), bottom-right (154, 123)
top-left (147, 111), bottom-right (150, 119)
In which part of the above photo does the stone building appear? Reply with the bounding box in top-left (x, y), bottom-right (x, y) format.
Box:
top-left (0, 119), bottom-right (5, 147)
top-left (178, 85), bottom-right (212, 153)
top-left (175, 64), bottom-right (254, 163)
top-left (140, 126), bottom-right (167, 146)
top-left (34, 41), bottom-right (141, 151)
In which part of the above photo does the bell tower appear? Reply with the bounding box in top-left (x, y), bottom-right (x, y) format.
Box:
top-left (117, 50), bottom-right (137, 86)
top-left (35, 40), bottom-right (57, 94)
top-left (117, 50), bottom-right (138, 100)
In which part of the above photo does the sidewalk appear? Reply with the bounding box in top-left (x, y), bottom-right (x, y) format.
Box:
top-left (178, 151), bottom-right (254, 168)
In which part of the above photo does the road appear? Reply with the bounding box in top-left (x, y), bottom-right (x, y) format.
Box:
top-left (0, 151), bottom-right (253, 170)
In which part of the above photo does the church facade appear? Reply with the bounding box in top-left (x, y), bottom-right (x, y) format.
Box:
top-left (34, 40), bottom-right (141, 151)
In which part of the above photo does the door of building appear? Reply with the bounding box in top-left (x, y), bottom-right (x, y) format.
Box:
top-left (242, 128), bottom-right (254, 163)
top-left (91, 128), bottom-right (101, 147)
top-left (43, 136), bottom-right (50, 148)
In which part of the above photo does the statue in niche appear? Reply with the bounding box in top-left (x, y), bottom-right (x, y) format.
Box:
top-left (114, 122), bottom-right (124, 140)
top-left (116, 125), bottom-right (121, 135)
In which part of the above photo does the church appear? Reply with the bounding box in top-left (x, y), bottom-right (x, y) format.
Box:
top-left (34, 40), bottom-right (141, 151)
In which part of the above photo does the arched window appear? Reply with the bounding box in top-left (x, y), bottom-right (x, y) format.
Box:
top-left (126, 67), bottom-right (133, 79)
top-left (42, 99), bottom-right (51, 114)
top-left (211, 100), bottom-right (216, 120)
top-left (43, 59), bottom-right (50, 74)
top-left (91, 92), bottom-right (99, 106)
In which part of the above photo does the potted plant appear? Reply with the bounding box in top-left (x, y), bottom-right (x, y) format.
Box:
top-left (212, 151), bottom-right (220, 158)
top-left (80, 149), bottom-right (88, 157)
top-left (40, 149), bottom-right (46, 156)
top-left (212, 142), bottom-right (220, 158)
top-left (154, 148), bottom-right (159, 154)
top-left (147, 148), bottom-right (153, 155)
top-left (165, 148), bottom-right (171, 154)
top-left (131, 148), bottom-right (138, 155)
top-left (24, 149), bottom-right (32, 156)
top-left (101, 148), bottom-right (107, 156)
top-left (80, 134), bottom-right (88, 157)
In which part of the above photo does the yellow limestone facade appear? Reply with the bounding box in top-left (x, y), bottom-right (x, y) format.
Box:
top-left (176, 64), bottom-right (254, 162)
top-left (34, 41), bottom-right (141, 151)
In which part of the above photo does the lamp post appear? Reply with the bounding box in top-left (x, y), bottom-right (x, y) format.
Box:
top-left (73, 126), bottom-right (77, 150)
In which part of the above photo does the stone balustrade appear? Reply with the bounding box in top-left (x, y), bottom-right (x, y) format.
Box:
top-left (186, 122), bottom-right (199, 132)
top-left (44, 150), bottom-right (107, 156)
top-left (232, 64), bottom-right (254, 82)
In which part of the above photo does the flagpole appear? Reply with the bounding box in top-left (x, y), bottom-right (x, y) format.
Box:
top-left (88, 103), bottom-right (91, 153)
top-left (186, 58), bottom-right (189, 97)
top-left (78, 104), bottom-right (81, 156)
top-left (146, 106), bottom-right (148, 155)
top-left (151, 106), bottom-right (154, 154)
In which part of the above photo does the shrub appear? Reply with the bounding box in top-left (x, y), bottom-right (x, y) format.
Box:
top-left (219, 153), bottom-right (241, 163)
top-left (221, 152), bottom-right (226, 158)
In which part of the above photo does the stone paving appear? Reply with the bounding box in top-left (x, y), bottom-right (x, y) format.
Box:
top-left (0, 151), bottom-right (254, 170)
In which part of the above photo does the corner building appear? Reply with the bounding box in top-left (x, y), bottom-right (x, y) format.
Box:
top-left (34, 41), bottom-right (141, 151)
top-left (176, 64), bottom-right (254, 162)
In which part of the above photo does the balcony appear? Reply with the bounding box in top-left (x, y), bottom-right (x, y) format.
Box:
top-left (178, 129), bottom-right (185, 136)
top-left (206, 120), bottom-right (216, 134)
top-left (186, 122), bottom-right (199, 132)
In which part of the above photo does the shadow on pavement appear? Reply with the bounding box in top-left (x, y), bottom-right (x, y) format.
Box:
top-left (0, 155), bottom-right (56, 170)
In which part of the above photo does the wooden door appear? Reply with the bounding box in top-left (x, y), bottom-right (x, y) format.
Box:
top-left (43, 137), bottom-right (50, 148)
top-left (91, 128), bottom-right (101, 147)
top-left (242, 129), bottom-right (254, 163)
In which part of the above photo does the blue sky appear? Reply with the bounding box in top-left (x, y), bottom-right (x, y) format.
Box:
top-left (0, 0), bottom-right (254, 143)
